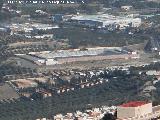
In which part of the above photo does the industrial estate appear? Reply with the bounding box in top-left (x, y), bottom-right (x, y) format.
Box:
top-left (16, 47), bottom-right (139, 65)
top-left (0, 0), bottom-right (160, 120)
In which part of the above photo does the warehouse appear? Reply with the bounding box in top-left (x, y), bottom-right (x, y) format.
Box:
top-left (17, 47), bottom-right (139, 66)
top-left (71, 14), bottom-right (142, 29)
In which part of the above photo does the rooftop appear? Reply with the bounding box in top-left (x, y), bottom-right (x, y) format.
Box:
top-left (120, 101), bottom-right (148, 107)
top-left (33, 47), bottom-right (128, 59)
top-left (71, 14), bottom-right (141, 27)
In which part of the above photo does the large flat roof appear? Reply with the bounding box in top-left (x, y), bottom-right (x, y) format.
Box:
top-left (34, 47), bottom-right (128, 59)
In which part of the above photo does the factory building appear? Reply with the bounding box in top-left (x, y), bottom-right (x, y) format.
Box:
top-left (70, 14), bottom-right (142, 29)
top-left (117, 101), bottom-right (152, 119)
top-left (17, 47), bottom-right (139, 66)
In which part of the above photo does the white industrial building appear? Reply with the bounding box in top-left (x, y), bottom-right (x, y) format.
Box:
top-left (71, 14), bottom-right (142, 29)
top-left (16, 47), bottom-right (139, 66)
top-left (121, 6), bottom-right (133, 11)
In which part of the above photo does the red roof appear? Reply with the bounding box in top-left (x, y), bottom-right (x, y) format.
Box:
top-left (120, 101), bottom-right (147, 107)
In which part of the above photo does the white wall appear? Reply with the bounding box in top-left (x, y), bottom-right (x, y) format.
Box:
top-left (45, 59), bottom-right (58, 65)
top-left (117, 107), bottom-right (136, 119)
top-left (135, 103), bottom-right (152, 117)
top-left (38, 59), bottom-right (45, 64)
top-left (117, 103), bottom-right (152, 119)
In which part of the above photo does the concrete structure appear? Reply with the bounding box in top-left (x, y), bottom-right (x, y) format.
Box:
top-left (117, 101), bottom-right (152, 119)
top-left (46, 58), bottom-right (58, 65)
